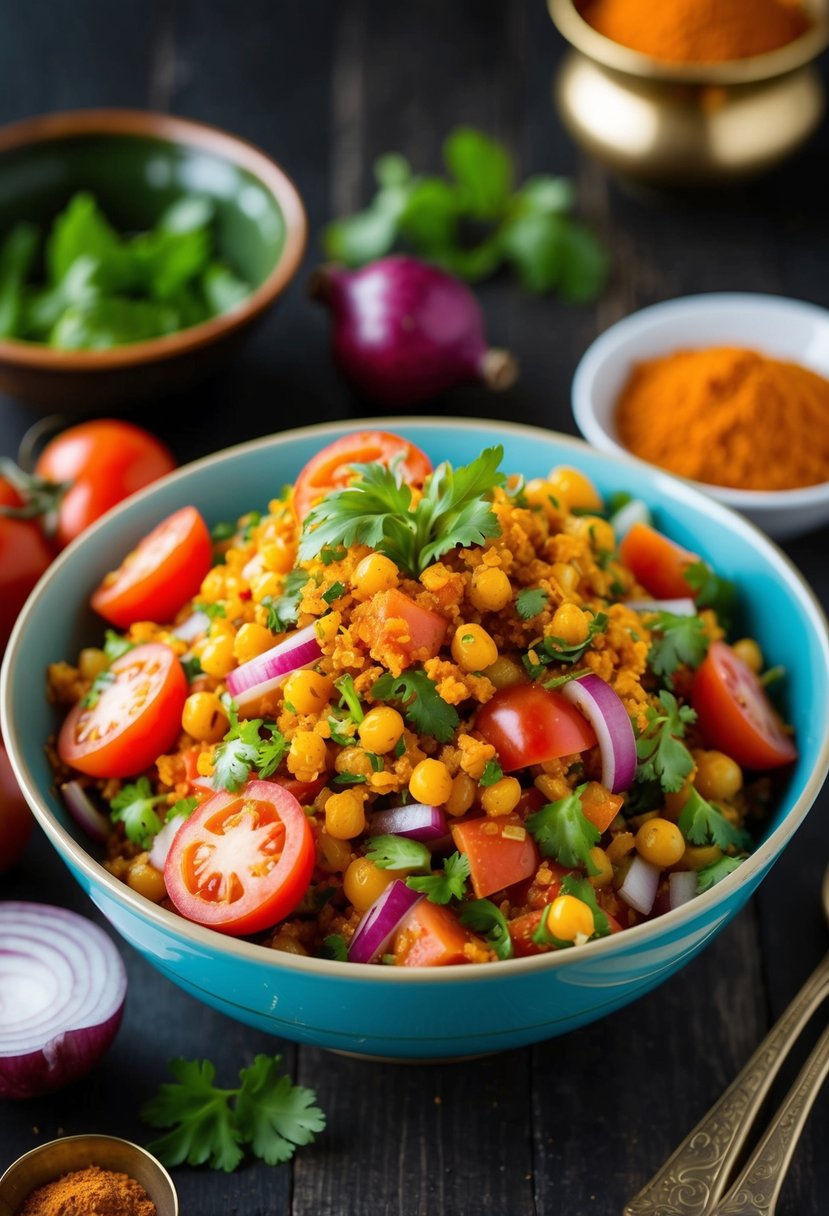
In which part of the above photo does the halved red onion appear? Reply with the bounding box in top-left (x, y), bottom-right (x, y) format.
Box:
top-left (619, 855), bottom-right (661, 915)
top-left (60, 781), bottom-right (110, 843)
top-left (226, 624), bottom-right (322, 710)
top-left (369, 803), bottom-right (448, 842)
top-left (625, 598), bottom-right (696, 616)
top-left (610, 498), bottom-right (651, 538)
top-left (0, 903), bottom-right (127, 1099)
top-left (561, 674), bottom-right (636, 793)
top-left (668, 869), bottom-right (699, 910)
top-left (148, 813), bottom-right (188, 871)
top-left (347, 880), bottom-right (423, 964)
top-left (170, 609), bottom-right (210, 642)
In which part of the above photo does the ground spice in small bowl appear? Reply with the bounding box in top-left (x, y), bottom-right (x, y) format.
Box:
top-left (614, 346), bottom-right (829, 491)
top-left (579, 0), bottom-right (811, 62)
top-left (16, 1164), bottom-right (156, 1216)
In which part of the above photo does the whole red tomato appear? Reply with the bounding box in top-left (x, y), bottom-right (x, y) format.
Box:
top-left (0, 479), bottom-right (54, 651)
top-left (0, 740), bottom-right (33, 871)
top-left (35, 419), bottom-right (176, 549)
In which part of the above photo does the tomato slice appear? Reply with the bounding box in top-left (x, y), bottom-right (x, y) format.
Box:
top-left (691, 641), bottom-right (797, 770)
top-left (91, 506), bottom-right (213, 628)
top-left (451, 814), bottom-right (540, 899)
top-left (619, 522), bottom-right (699, 600)
top-left (164, 779), bottom-right (315, 936)
top-left (292, 430), bottom-right (432, 522)
top-left (475, 684), bottom-right (597, 772)
top-left (58, 643), bottom-right (186, 778)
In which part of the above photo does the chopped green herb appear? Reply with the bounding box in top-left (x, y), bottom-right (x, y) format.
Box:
top-left (332, 772), bottom-right (368, 786)
top-left (239, 512), bottom-right (262, 544)
top-left (109, 776), bottom-right (166, 848)
top-left (211, 520), bottom-right (236, 542)
top-left (394, 736), bottom-right (406, 759)
top-left (678, 788), bottom-right (753, 852)
top-left (166, 796), bottom-right (199, 822)
top-left (181, 655), bottom-right (204, 683)
top-left (194, 601), bottom-right (226, 621)
top-left (321, 934), bottom-right (348, 962)
top-left (523, 612), bottom-right (608, 676)
top-left (648, 611), bottom-right (709, 687)
top-left (335, 674), bottom-right (364, 724)
top-left (372, 668), bottom-right (460, 744)
top-left (525, 783), bottom-right (600, 872)
top-left (634, 691), bottom-right (696, 794)
top-left (479, 759), bottom-right (504, 787)
top-left (697, 854), bottom-right (748, 893)
top-left (458, 899), bottom-right (513, 960)
top-left (365, 834), bottom-right (431, 872)
top-left (515, 586), bottom-right (549, 620)
top-left (327, 715), bottom-right (355, 747)
top-left (322, 581), bottom-right (347, 606)
top-left (368, 752), bottom-right (384, 773)
top-left (255, 725), bottom-right (288, 780)
top-left (406, 851), bottom-right (470, 904)
top-left (262, 568), bottom-right (308, 633)
top-left (685, 560), bottom-right (737, 631)
top-left (319, 544), bottom-right (347, 565)
top-left (103, 629), bottom-right (134, 662)
top-left (543, 666), bottom-right (591, 690)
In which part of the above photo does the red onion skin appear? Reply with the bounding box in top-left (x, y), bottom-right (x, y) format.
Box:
top-left (0, 1007), bottom-right (125, 1100)
top-left (311, 257), bottom-right (517, 406)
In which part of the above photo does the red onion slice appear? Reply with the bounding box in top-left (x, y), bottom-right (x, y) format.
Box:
top-left (625, 598), bottom-right (696, 616)
top-left (0, 903), bottom-right (127, 1099)
top-left (226, 623), bottom-right (322, 710)
top-left (619, 855), bottom-right (661, 915)
top-left (347, 880), bottom-right (423, 964)
top-left (171, 610), bottom-right (210, 642)
top-left (60, 781), bottom-right (110, 843)
top-left (369, 804), bottom-right (448, 842)
top-left (561, 674), bottom-right (637, 793)
top-left (668, 870), bottom-right (698, 910)
top-left (148, 813), bottom-right (188, 871)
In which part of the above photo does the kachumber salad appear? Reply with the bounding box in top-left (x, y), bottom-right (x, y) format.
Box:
top-left (47, 430), bottom-right (797, 966)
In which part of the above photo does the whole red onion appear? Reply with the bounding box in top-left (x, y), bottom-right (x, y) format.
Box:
top-left (310, 256), bottom-right (518, 406)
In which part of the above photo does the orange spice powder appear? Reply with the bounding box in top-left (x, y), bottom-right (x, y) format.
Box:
top-left (16, 1165), bottom-right (157, 1216)
top-left (614, 346), bottom-right (829, 491)
top-left (580, 0), bottom-right (810, 62)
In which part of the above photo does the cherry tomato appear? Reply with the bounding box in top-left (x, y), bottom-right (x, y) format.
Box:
top-left (692, 641), bottom-right (797, 770)
top-left (0, 480), bottom-right (55, 652)
top-left (58, 643), bottom-right (187, 778)
top-left (0, 740), bottom-right (33, 871)
top-left (292, 430), bottom-right (432, 522)
top-left (164, 779), bottom-right (315, 936)
top-left (475, 684), bottom-right (597, 773)
top-left (619, 522), bottom-right (699, 600)
top-left (35, 420), bottom-right (177, 550)
top-left (91, 506), bottom-right (213, 628)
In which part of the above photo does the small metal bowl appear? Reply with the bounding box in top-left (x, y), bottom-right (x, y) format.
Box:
top-left (549, 0), bottom-right (829, 184)
top-left (0, 1135), bottom-right (178, 1216)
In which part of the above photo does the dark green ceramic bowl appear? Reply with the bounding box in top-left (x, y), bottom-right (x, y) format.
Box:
top-left (0, 109), bottom-right (307, 412)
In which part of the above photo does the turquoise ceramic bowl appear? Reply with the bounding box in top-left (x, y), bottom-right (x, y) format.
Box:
top-left (3, 419), bottom-right (828, 1060)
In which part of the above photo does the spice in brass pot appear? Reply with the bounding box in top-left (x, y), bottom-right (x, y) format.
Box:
top-left (16, 1164), bottom-right (156, 1216)
top-left (614, 346), bottom-right (829, 491)
top-left (579, 0), bottom-right (810, 62)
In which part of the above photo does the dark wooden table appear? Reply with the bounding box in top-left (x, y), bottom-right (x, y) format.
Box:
top-left (2, 4), bottom-right (828, 1213)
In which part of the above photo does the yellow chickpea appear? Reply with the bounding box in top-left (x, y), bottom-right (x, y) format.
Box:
top-left (545, 894), bottom-right (595, 942)
top-left (343, 857), bottom-right (397, 912)
top-left (470, 566), bottom-right (512, 612)
top-left (316, 830), bottom-right (353, 873)
top-left (451, 623), bottom-right (498, 672)
top-left (352, 553), bottom-right (400, 599)
top-left (694, 750), bottom-right (743, 801)
top-left (262, 538), bottom-right (295, 574)
top-left (732, 637), bottom-right (764, 674)
top-left (127, 859), bottom-right (167, 903)
top-left (547, 465), bottom-right (603, 512)
top-left (358, 706), bottom-right (405, 754)
top-left (409, 759), bottom-right (453, 806)
top-left (199, 567), bottom-right (226, 602)
top-left (233, 623), bottom-right (276, 664)
top-left (481, 776), bottom-right (522, 817)
top-left (587, 846), bottom-right (614, 888)
top-left (199, 634), bottom-right (236, 678)
top-left (287, 731), bottom-right (329, 781)
top-left (483, 655), bottom-right (526, 690)
top-left (325, 789), bottom-right (367, 840)
top-left (182, 692), bottom-right (230, 742)
top-left (550, 561), bottom-right (581, 596)
top-left (569, 515), bottom-right (615, 554)
top-left (283, 669), bottom-right (334, 716)
top-left (524, 478), bottom-right (563, 518)
top-left (78, 647), bottom-right (109, 681)
top-left (315, 611), bottom-right (341, 646)
top-left (251, 571), bottom-right (282, 603)
top-left (445, 772), bottom-right (477, 817)
top-left (550, 603), bottom-right (589, 646)
top-left (635, 818), bottom-right (686, 868)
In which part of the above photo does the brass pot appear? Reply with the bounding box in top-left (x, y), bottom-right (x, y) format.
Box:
top-left (549, 0), bottom-right (829, 184)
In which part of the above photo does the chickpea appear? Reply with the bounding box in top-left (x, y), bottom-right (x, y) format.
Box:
top-left (325, 789), bottom-right (367, 840)
top-left (451, 623), bottom-right (498, 672)
top-left (352, 554), bottom-right (399, 598)
top-left (182, 691), bottom-right (230, 742)
top-left (635, 818), bottom-right (686, 868)
top-left (694, 750), bottom-right (743, 801)
top-left (283, 669), bottom-right (334, 716)
top-left (343, 857), bottom-right (396, 912)
top-left (409, 759), bottom-right (453, 806)
top-left (469, 566), bottom-right (512, 612)
top-left (358, 706), bottom-right (405, 754)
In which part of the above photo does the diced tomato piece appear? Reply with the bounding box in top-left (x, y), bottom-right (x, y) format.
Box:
top-left (508, 910), bottom-right (550, 957)
top-left (508, 861), bottom-right (573, 910)
top-left (579, 781), bottom-right (624, 833)
top-left (356, 587), bottom-right (447, 669)
top-left (619, 521), bottom-right (699, 600)
top-left (393, 900), bottom-right (475, 966)
top-left (451, 814), bottom-right (539, 899)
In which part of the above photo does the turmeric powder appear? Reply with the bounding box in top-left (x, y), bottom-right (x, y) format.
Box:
top-left (614, 347), bottom-right (829, 491)
top-left (580, 0), bottom-right (810, 63)
top-left (16, 1165), bottom-right (156, 1216)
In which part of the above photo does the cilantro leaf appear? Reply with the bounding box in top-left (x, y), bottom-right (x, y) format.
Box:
top-left (327, 714), bottom-right (356, 746)
top-left (697, 854), bottom-right (748, 893)
top-left (648, 611), bottom-right (709, 687)
top-left (525, 783), bottom-right (600, 871)
top-left (416, 447), bottom-right (506, 570)
top-left (167, 796), bottom-right (199, 821)
top-left (332, 772), bottom-right (367, 786)
top-left (255, 725), bottom-right (288, 779)
top-left (321, 933), bottom-right (348, 961)
top-left (262, 568), bottom-right (309, 633)
top-left (212, 712), bottom-right (265, 792)
top-left (181, 655), bottom-right (203, 682)
top-left (458, 898), bottom-right (513, 960)
top-left (109, 776), bottom-right (166, 848)
top-left (235, 1055), bottom-right (326, 1166)
top-left (678, 788), bottom-right (753, 851)
top-left (372, 668), bottom-right (459, 743)
top-left (406, 851), bottom-right (470, 904)
top-left (523, 612), bottom-right (608, 675)
top-left (103, 629), bottom-right (134, 661)
top-left (515, 586), bottom-right (548, 620)
top-left (685, 560), bottom-right (737, 630)
top-left (365, 834), bottom-right (432, 872)
top-left (322, 581), bottom-right (346, 605)
top-left (479, 759), bottom-right (504, 787)
top-left (634, 691), bottom-right (696, 793)
top-left (335, 674), bottom-right (364, 724)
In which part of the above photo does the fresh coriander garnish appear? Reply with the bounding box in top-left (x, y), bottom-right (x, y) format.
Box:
top-left (211, 704), bottom-right (288, 792)
top-left (166, 796), bottom-right (199, 822)
top-left (327, 715), bottom-right (355, 747)
top-left (181, 655), bottom-right (204, 682)
top-left (365, 834), bottom-right (432, 872)
top-left (515, 586), bottom-right (548, 620)
top-left (335, 674), bottom-right (364, 724)
top-left (322, 581), bottom-right (347, 605)
top-left (479, 759), bottom-right (504, 787)
top-left (81, 668), bottom-right (115, 708)
top-left (525, 783), bottom-right (600, 872)
top-left (194, 601), bottom-right (226, 621)
top-left (523, 612), bottom-right (608, 676)
top-left (634, 691), bottom-right (696, 794)
top-left (697, 854), bottom-right (748, 893)
top-left (109, 776), bottom-right (167, 848)
top-left (684, 560), bottom-right (737, 631)
top-left (262, 568), bottom-right (308, 633)
top-left (332, 772), bottom-right (368, 786)
top-left (458, 899), bottom-right (513, 960)
top-left (647, 611), bottom-right (709, 688)
top-left (103, 629), bottom-right (134, 662)
top-left (678, 788), bottom-right (753, 852)
top-left (406, 851), bottom-right (470, 904)
top-left (372, 668), bottom-right (459, 744)
top-left (321, 933), bottom-right (348, 962)
top-left (211, 519), bottom-right (236, 542)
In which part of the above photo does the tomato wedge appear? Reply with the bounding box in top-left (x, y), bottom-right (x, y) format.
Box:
top-left (58, 643), bottom-right (186, 778)
top-left (451, 814), bottom-right (539, 899)
top-left (164, 779), bottom-right (315, 936)
top-left (692, 641), bottom-right (797, 770)
top-left (619, 521), bottom-right (699, 600)
top-left (475, 684), bottom-right (597, 772)
top-left (292, 430), bottom-right (432, 522)
top-left (392, 900), bottom-right (476, 967)
top-left (91, 506), bottom-right (213, 628)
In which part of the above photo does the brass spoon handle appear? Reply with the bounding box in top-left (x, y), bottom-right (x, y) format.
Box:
top-left (708, 1019), bottom-right (829, 1216)
top-left (623, 951), bottom-right (829, 1216)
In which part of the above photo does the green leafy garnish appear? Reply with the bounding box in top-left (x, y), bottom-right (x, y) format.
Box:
top-left (262, 568), bottom-right (308, 633)
top-left (194, 601), bottom-right (226, 621)
top-left (327, 715), bottom-right (356, 747)
top-left (515, 586), bottom-right (549, 620)
top-left (335, 674), bottom-right (364, 724)
top-left (678, 788), bottom-right (753, 852)
top-left (109, 776), bottom-right (167, 848)
top-left (103, 629), bottom-right (135, 662)
top-left (406, 851), bottom-right (470, 904)
top-left (298, 447), bottom-right (505, 576)
top-left (0, 223), bottom-right (39, 337)
top-left (697, 854), bottom-right (748, 893)
top-left (181, 655), bottom-right (204, 683)
top-left (479, 759), bottom-right (504, 787)
top-left (685, 560), bottom-right (737, 631)
top-left (81, 669), bottom-right (115, 708)
top-left (332, 772), bottom-right (367, 786)
top-left (647, 611), bottom-right (709, 687)
top-left (525, 783), bottom-right (600, 872)
top-left (458, 899), bottom-right (513, 960)
top-left (321, 933), bottom-right (348, 961)
top-left (634, 691), bottom-right (696, 793)
top-left (166, 796), bottom-right (199, 822)
top-left (211, 520), bottom-right (236, 542)
top-left (254, 726), bottom-right (288, 780)
top-left (211, 706), bottom-right (288, 792)
top-left (523, 612), bottom-right (608, 676)
top-left (141, 1055), bottom-right (325, 1172)
top-left (364, 834), bottom-right (432, 873)
top-left (322, 581), bottom-right (346, 605)
top-left (560, 874), bottom-right (611, 937)
top-left (322, 127), bottom-right (607, 302)
top-left (372, 668), bottom-right (459, 744)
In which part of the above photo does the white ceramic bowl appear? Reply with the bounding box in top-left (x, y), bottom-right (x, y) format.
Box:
top-left (571, 293), bottom-right (829, 540)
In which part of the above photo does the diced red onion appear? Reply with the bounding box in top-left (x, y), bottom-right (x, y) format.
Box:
top-left (0, 903), bottom-right (127, 1099)
top-left (170, 610), bottom-right (210, 642)
top-left (561, 674), bottom-right (637, 793)
top-left (369, 803), bottom-right (448, 842)
top-left (347, 880), bottom-right (423, 964)
top-left (625, 598), bottom-right (696, 616)
top-left (60, 781), bottom-right (110, 844)
top-left (226, 624), bottom-right (322, 710)
top-left (619, 855), bottom-right (661, 915)
top-left (668, 870), bottom-right (699, 910)
top-left (148, 814), bottom-right (188, 871)
top-left (610, 498), bottom-right (651, 539)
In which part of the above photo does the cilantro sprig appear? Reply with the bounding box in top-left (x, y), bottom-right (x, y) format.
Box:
top-left (407, 851), bottom-right (471, 904)
top-left (458, 899), bottom-right (513, 960)
top-left (648, 611), bottom-right (709, 688)
top-left (372, 668), bottom-right (459, 743)
top-left (141, 1055), bottom-right (325, 1172)
top-left (109, 776), bottom-right (167, 848)
top-left (634, 691), bottom-right (696, 794)
top-left (211, 702), bottom-right (288, 792)
top-left (262, 568), bottom-right (309, 633)
top-left (297, 447), bottom-right (505, 575)
top-left (678, 788), bottom-right (753, 852)
top-left (365, 834), bottom-right (432, 872)
top-left (515, 586), bottom-right (548, 620)
top-left (697, 854), bottom-right (748, 893)
top-left (525, 783), bottom-right (600, 872)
